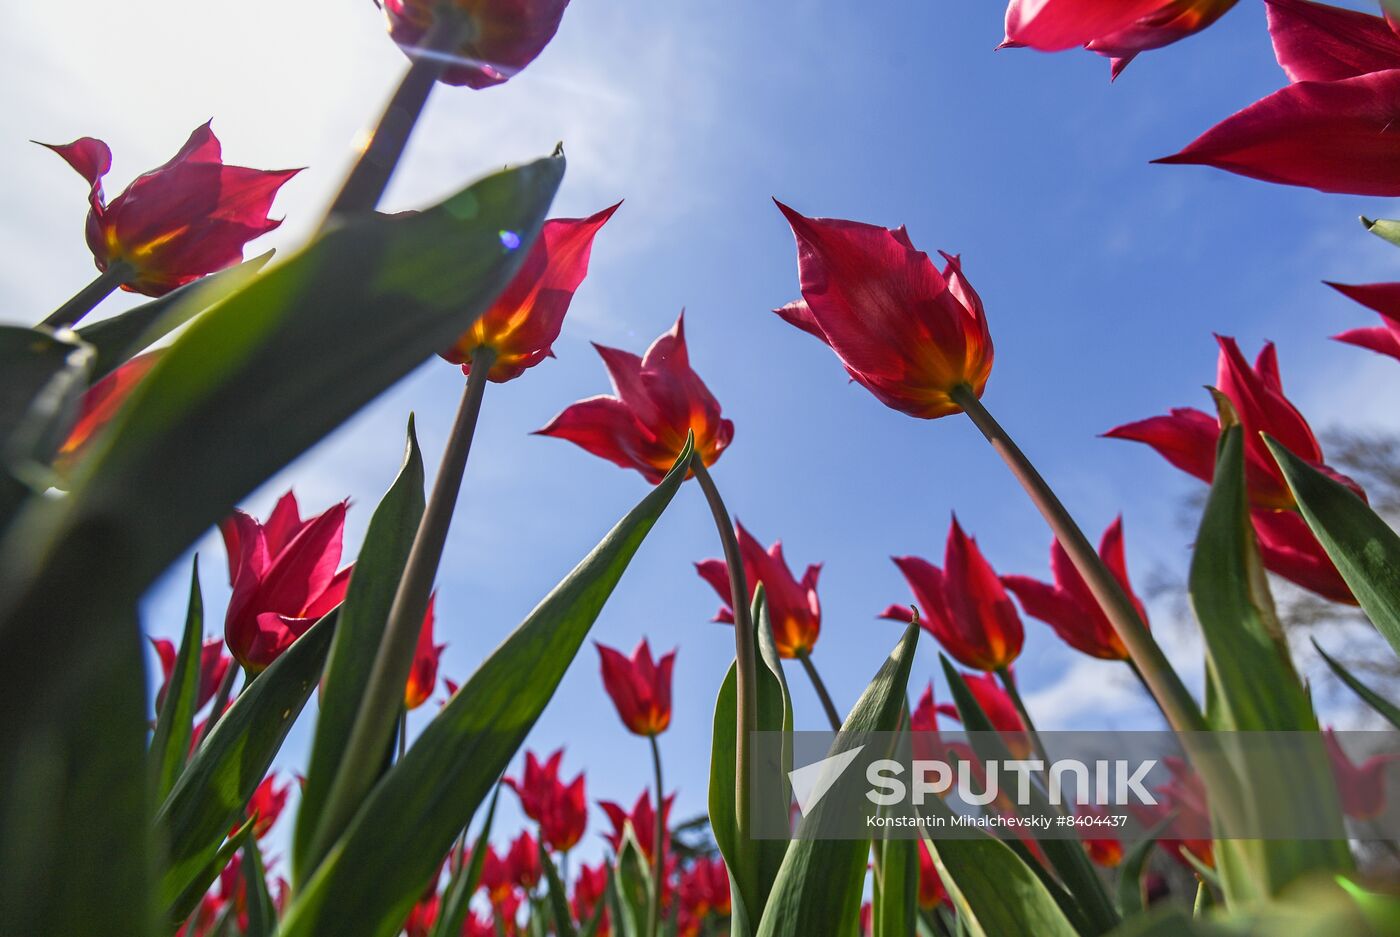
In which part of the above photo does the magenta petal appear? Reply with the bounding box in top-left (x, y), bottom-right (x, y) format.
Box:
top-left (1154, 69), bottom-right (1400, 196)
top-left (1265, 0), bottom-right (1400, 82)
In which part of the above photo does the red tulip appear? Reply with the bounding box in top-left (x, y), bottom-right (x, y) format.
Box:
top-left (678, 856), bottom-right (730, 918)
top-left (1082, 1), bottom-right (1239, 79)
top-left (404, 894), bottom-right (439, 937)
top-left (915, 841), bottom-right (950, 909)
top-left (382, 0), bottom-right (570, 89)
top-left (696, 521), bottom-right (822, 658)
top-left (1329, 281), bottom-right (1400, 364)
top-left (1132, 757), bottom-right (1214, 869)
top-left (572, 861), bottom-right (611, 937)
top-left (478, 844), bottom-right (516, 905)
top-left (536, 313), bottom-right (734, 483)
top-left (774, 201), bottom-right (992, 420)
top-left (1106, 337), bottom-right (1361, 602)
top-left (596, 639), bottom-right (675, 736)
top-left (1001, 517), bottom-right (1148, 661)
top-left (1078, 804), bottom-right (1125, 868)
top-left (1106, 337), bottom-right (1358, 511)
top-left (935, 670), bottom-right (1029, 758)
top-left (240, 773), bottom-right (290, 839)
top-left (1002, 0), bottom-right (1170, 51)
top-left (1324, 729), bottom-right (1399, 820)
top-left (151, 635), bottom-right (232, 713)
top-left (219, 491), bottom-right (352, 672)
top-left (600, 790), bottom-right (674, 862)
top-left (403, 595), bottom-right (445, 710)
top-left (1003, 0), bottom-right (1237, 79)
top-left (1252, 509), bottom-right (1354, 604)
top-left (41, 123), bottom-right (298, 296)
top-left (504, 749), bottom-right (589, 852)
top-left (440, 203), bottom-right (620, 381)
top-left (880, 518), bottom-right (1023, 671)
top-left (1265, 0), bottom-right (1400, 83)
top-left (503, 829), bottom-right (542, 891)
top-left (1155, 69), bottom-right (1400, 196)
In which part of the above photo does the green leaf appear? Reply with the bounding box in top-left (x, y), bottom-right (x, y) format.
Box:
top-left (1312, 639), bottom-right (1400, 730)
top-left (242, 840), bottom-right (278, 937)
top-left (872, 834), bottom-right (917, 937)
top-left (75, 251), bottom-right (274, 382)
top-left (754, 619), bottom-right (920, 937)
top-left (0, 326), bottom-right (93, 525)
top-left (150, 556), bottom-right (205, 802)
top-left (612, 828), bottom-right (651, 937)
top-left (1190, 426), bottom-right (1351, 899)
top-left (279, 439), bottom-right (692, 937)
top-left (1, 156), bottom-right (562, 616)
top-left (154, 613), bottom-right (336, 910)
top-left (166, 817), bottom-right (254, 928)
top-left (1266, 435), bottom-right (1400, 659)
top-left (0, 325), bottom-right (92, 452)
top-left (540, 838), bottom-right (578, 937)
top-left (429, 785), bottom-right (499, 937)
top-left (940, 659), bottom-right (1107, 935)
top-left (0, 599), bottom-right (150, 937)
top-left (709, 586), bottom-right (793, 935)
top-left (295, 416), bottom-right (426, 883)
top-left (1115, 816), bottom-right (1170, 917)
top-left (919, 825), bottom-right (1081, 937)
top-left (0, 157), bottom-right (560, 937)
top-left (1361, 216), bottom-right (1400, 249)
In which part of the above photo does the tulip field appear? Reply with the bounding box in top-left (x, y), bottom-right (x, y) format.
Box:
top-left (7, 1), bottom-right (1400, 936)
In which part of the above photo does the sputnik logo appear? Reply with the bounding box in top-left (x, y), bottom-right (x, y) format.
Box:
top-left (788, 745), bottom-right (866, 817)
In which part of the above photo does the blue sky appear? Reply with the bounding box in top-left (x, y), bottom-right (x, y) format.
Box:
top-left (6, 0), bottom-right (1400, 873)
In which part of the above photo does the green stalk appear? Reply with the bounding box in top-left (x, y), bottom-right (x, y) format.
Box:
top-left (995, 666), bottom-right (1051, 766)
top-left (950, 384), bottom-right (1207, 735)
top-left (322, 9), bottom-right (473, 221)
top-left (307, 345), bottom-right (495, 867)
top-left (40, 261), bottom-right (132, 329)
top-left (689, 459), bottom-right (758, 841)
top-left (193, 663), bottom-right (239, 751)
top-left (795, 648), bottom-right (842, 731)
top-left (647, 734), bottom-right (665, 937)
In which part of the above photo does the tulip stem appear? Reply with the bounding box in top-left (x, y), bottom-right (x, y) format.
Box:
top-left (323, 10), bottom-right (473, 221)
top-left (40, 261), bottom-right (132, 330)
top-left (193, 662), bottom-right (239, 751)
top-left (689, 458), bottom-right (758, 841)
top-left (795, 649), bottom-right (842, 731)
top-left (995, 666), bottom-right (1050, 766)
top-left (647, 734), bottom-right (665, 937)
top-left (397, 708), bottom-right (408, 761)
top-left (950, 385), bottom-right (1208, 735)
top-left (307, 345), bottom-right (495, 872)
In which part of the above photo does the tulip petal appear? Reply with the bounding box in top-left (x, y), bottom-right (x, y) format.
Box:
top-left (1155, 69), bottom-right (1400, 196)
top-left (1265, 0), bottom-right (1400, 83)
top-left (1104, 407), bottom-right (1219, 484)
top-left (1003, 0), bottom-right (1169, 51)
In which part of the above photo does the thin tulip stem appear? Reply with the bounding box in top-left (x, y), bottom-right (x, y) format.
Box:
top-left (397, 708), bottom-right (408, 761)
top-left (323, 10), bottom-right (472, 221)
top-left (995, 666), bottom-right (1051, 766)
top-left (193, 662), bottom-right (239, 751)
top-left (950, 385), bottom-right (1208, 736)
top-left (308, 346), bottom-right (495, 868)
top-left (647, 734), bottom-right (665, 937)
top-left (795, 649), bottom-right (842, 731)
top-left (689, 458), bottom-right (758, 837)
top-left (40, 261), bottom-right (132, 330)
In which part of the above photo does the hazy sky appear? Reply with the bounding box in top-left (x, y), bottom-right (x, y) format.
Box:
top-left (6, 0), bottom-right (1399, 873)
